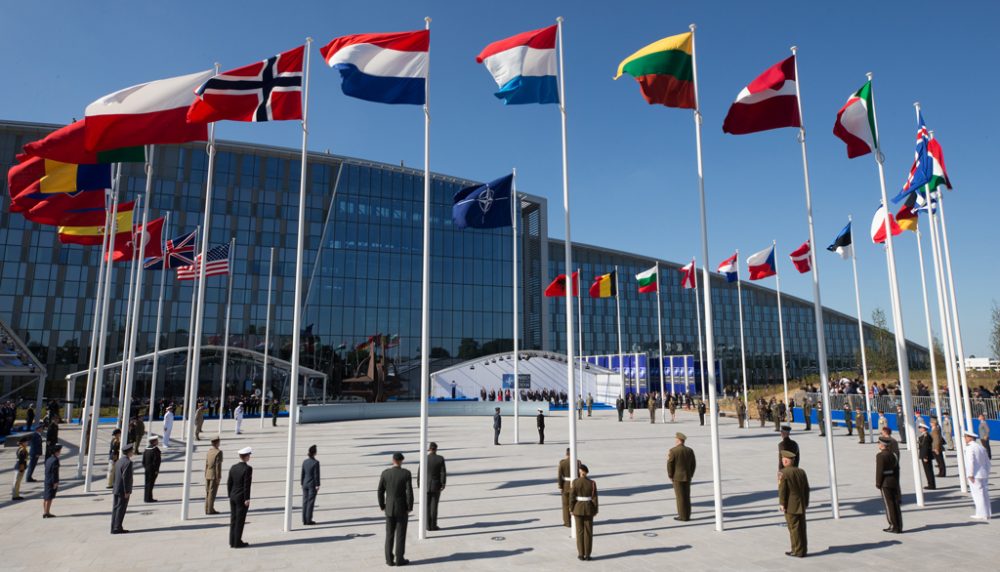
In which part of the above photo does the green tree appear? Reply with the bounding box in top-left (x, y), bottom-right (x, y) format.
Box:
top-left (869, 307), bottom-right (897, 373)
top-left (932, 336), bottom-right (946, 374)
top-left (457, 338), bottom-right (480, 359)
top-left (991, 301), bottom-right (1000, 360)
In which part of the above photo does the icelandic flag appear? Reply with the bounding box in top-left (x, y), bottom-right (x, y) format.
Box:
top-left (476, 25), bottom-right (559, 105)
top-left (716, 253), bottom-right (738, 283)
top-left (319, 30), bottom-right (428, 105)
top-left (893, 111), bottom-right (932, 204)
top-left (452, 174), bottom-right (513, 229)
top-left (826, 221), bottom-right (853, 260)
top-left (746, 245), bottom-right (777, 280)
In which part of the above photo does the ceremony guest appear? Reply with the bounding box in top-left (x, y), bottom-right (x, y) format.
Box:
top-left (978, 413), bottom-right (991, 459)
top-left (378, 452), bottom-right (413, 566)
top-left (667, 432), bottom-right (695, 521)
top-left (162, 405), bottom-right (174, 447)
top-left (425, 442), bottom-right (446, 531)
top-left (42, 442), bottom-right (61, 518)
top-left (570, 464), bottom-right (598, 561)
top-left (963, 431), bottom-right (992, 520)
top-left (616, 395), bottom-right (625, 422)
top-left (111, 444), bottom-right (135, 534)
top-left (493, 407), bottom-right (501, 445)
top-left (557, 448), bottom-right (573, 527)
top-left (930, 417), bottom-right (946, 477)
top-left (301, 445), bottom-right (320, 525)
top-left (107, 428), bottom-right (121, 489)
top-left (228, 446), bottom-right (253, 547)
top-left (917, 423), bottom-right (936, 490)
top-left (536, 409), bottom-right (545, 444)
top-left (876, 436), bottom-right (902, 533)
top-left (12, 436), bottom-right (28, 500)
top-left (205, 437), bottom-right (223, 514)
top-left (142, 435), bottom-right (161, 502)
top-left (26, 425), bottom-right (43, 482)
top-left (778, 426), bottom-right (799, 471)
top-left (271, 399), bottom-right (280, 427)
top-left (778, 450), bottom-right (810, 557)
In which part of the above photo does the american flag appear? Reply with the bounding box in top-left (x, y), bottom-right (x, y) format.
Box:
top-left (176, 242), bottom-right (230, 280)
top-left (144, 229), bottom-right (197, 270)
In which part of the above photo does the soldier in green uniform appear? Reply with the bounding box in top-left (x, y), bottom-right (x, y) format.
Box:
top-left (570, 464), bottom-right (598, 561)
top-left (817, 402), bottom-right (825, 437)
top-left (577, 397), bottom-right (584, 420)
top-left (616, 396), bottom-right (625, 422)
top-left (557, 449), bottom-right (572, 528)
top-left (627, 394), bottom-right (635, 420)
top-left (803, 399), bottom-right (812, 431)
top-left (648, 395), bottom-right (656, 424)
top-left (668, 395), bottom-right (677, 423)
top-left (758, 400), bottom-right (767, 428)
top-left (843, 404), bottom-right (853, 436)
top-left (777, 426), bottom-right (799, 470)
top-left (856, 407), bottom-right (867, 444)
top-left (772, 401), bottom-right (782, 432)
top-left (667, 432), bottom-right (696, 521)
top-left (737, 401), bottom-right (746, 428)
top-left (778, 450), bottom-right (810, 557)
top-left (586, 393), bottom-right (593, 417)
top-left (697, 399), bottom-right (707, 426)
top-left (876, 435), bottom-right (902, 533)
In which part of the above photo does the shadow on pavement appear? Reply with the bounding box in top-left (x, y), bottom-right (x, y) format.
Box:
top-left (595, 544), bottom-right (692, 560)
top-left (250, 532), bottom-right (374, 547)
top-left (811, 540), bottom-right (901, 556)
top-left (447, 518), bottom-right (539, 530)
top-left (132, 522), bottom-right (227, 533)
top-left (414, 547), bottom-right (534, 565)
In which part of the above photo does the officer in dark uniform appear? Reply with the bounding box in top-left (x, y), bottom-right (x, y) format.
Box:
top-left (536, 409), bottom-right (545, 444)
top-left (570, 464), bottom-right (598, 561)
top-left (667, 432), bottom-right (695, 521)
top-left (876, 435), bottom-right (902, 533)
top-left (803, 399), bottom-right (812, 431)
top-left (425, 442), bottom-right (446, 531)
top-left (493, 407), bottom-right (501, 446)
top-left (917, 423), bottom-right (936, 490)
top-left (778, 450), bottom-right (809, 557)
top-left (697, 400), bottom-right (707, 426)
top-left (778, 425), bottom-right (800, 470)
top-left (856, 407), bottom-right (867, 444)
top-left (557, 448), bottom-right (572, 527)
top-left (378, 452), bottom-right (413, 566)
top-left (817, 402), bottom-right (825, 437)
top-left (616, 396), bottom-right (625, 422)
top-left (227, 447), bottom-right (253, 548)
top-left (141, 436), bottom-right (161, 502)
top-left (301, 445), bottom-right (320, 525)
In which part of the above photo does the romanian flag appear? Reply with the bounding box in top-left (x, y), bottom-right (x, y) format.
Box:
top-left (614, 32), bottom-right (695, 109)
top-left (589, 270), bottom-right (617, 298)
top-left (57, 202), bottom-right (134, 245)
top-left (7, 155), bottom-right (111, 196)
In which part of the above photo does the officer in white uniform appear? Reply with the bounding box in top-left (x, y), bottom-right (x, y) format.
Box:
top-left (963, 430), bottom-right (992, 520)
top-left (234, 402), bottom-right (245, 435)
top-left (162, 406), bottom-right (174, 448)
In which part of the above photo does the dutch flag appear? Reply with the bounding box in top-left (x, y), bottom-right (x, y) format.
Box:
top-left (476, 25), bottom-right (559, 105)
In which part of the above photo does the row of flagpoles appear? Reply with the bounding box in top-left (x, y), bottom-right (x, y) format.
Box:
top-left (4, 17), bottom-right (974, 538)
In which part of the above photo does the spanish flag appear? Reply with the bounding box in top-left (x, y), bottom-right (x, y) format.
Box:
top-left (57, 202), bottom-right (134, 245)
top-left (589, 270), bottom-right (617, 298)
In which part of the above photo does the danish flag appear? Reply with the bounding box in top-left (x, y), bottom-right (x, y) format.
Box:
top-left (187, 46), bottom-right (304, 123)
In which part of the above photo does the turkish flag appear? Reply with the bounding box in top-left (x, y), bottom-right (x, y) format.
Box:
top-left (111, 217), bottom-right (164, 262)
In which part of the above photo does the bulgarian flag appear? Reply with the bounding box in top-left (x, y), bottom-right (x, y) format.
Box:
top-left (833, 81), bottom-right (877, 159)
top-left (635, 265), bottom-right (658, 293)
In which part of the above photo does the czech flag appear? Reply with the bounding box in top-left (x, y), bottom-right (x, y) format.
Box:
top-left (746, 245), bottom-right (777, 280)
top-left (320, 30), bottom-right (428, 105)
top-left (716, 253), bottom-right (738, 283)
top-left (476, 25), bottom-right (558, 105)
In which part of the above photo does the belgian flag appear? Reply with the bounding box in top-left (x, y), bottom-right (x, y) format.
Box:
top-left (589, 270), bottom-right (617, 298)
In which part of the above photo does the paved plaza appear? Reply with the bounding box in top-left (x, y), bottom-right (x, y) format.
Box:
top-left (1, 408), bottom-right (994, 570)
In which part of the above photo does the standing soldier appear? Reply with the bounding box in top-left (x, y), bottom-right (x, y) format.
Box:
top-left (930, 417), bottom-right (945, 477)
top-left (963, 430), bottom-right (992, 520)
top-left (877, 411), bottom-right (888, 434)
top-left (803, 399), bottom-right (812, 431)
top-left (227, 447), bottom-right (254, 548)
top-left (737, 400), bottom-right (746, 429)
top-left (42, 442), bottom-right (62, 518)
top-left (301, 444), bottom-right (320, 525)
top-left (778, 450), bottom-right (810, 557)
top-left (758, 400), bottom-right (767, 428)
top-left (11, 436), bottom-right (28, 500)
top-left (132, 415), bottom-right (145, 454)
top-left (142, 436), bottom-right (161, 502)
top-left (536, 409), bottom-right (545, 445)
top-left (880, 426), bottom-right (901, 460)
top-left (425, 442), bottom-right (446, 531)
top-left (377, 452), bottom-right (413, 566)
top-left (107, 428), bottom-right (121, 489)
top-left (194, 403), bottom-right (205, 441)
top-left (648, 394), bottom-right (656, 424)
top-left (977, 413), bottom-right (991, 460)
top-left (697, 399), bottom-right (707, 426)
top-left (162, 405), bottom-right (175, 448)
top-left (817, 402), bottom-right (825, 437)
top-left (234, 402), bottom-right (245, 435)
top-left (205, 437), bottom-right (223, 514)
top-left (570, 464), bottom-right (598, 561)
top-left (578, 396), bottom-right (584, 420)
top-left (856, 407), bottom-right (867, 444)
top-left (586, 393), bottom-right (594, 417)
top-left (271, 399), bottom-right (280, 427)
top-left (942, 412), bottom-right (954, 451)
top-left (896, 405), bottom-right (907, 445)
top-left (557, 448), bottom-right (572, 528)
top-left (666, 432), bottom-right (696, 521)
top-left (843, 403), bottom-right (853, 436)
top-left (616, 395), bottom-right (625, 422)
top-left (492, 407), bottom-right (501, 446)
top-left (917, 423), bottom-right (936, 490)
top-left (111, 443), bottom-right (134, 534)
top-left (778, 426), bottom-right (799, 471)
top-left (669, 395), bottom-right (677, 423)
top-left (771, 400), bottom-right (781, 432)
top-left (26, 425), bottom-right (43, 482)
top-left (45, 419), bottom-right (59, 459)
top-left (876, 435), bottom-right (902, 533)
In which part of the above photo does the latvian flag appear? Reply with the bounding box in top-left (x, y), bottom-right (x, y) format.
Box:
top-left (716, 253), bottom-right (738, 283)
top-left (177, 242), bottom-right (230, 280)
top-left (320, 30), bottom-right (428, 105)
top-left (187, 46), bottom-right (304, 123)
top-left (746, 246), bottom-right (777, 281)
top-left (722, 56), bottom-right (800, 135)
top-left (679, 260), bottom-right (697, 289)
top-left (789, 241), bottom-right (812, 273)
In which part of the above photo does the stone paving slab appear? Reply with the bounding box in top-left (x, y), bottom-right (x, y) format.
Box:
top-left (0, 408), bottom-right (994, 570)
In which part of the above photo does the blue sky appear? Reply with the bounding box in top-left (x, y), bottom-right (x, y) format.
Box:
top-left (3, 1), bottom-right (997, 357)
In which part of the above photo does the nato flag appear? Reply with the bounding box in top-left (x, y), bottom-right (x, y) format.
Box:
top-left (452, 174), bottom-right (514, 229)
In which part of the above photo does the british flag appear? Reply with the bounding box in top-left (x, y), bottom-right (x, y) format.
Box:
top-left (176, 242), bottom-right (230, 280)
top-left (187, 46), bottom-right (303, 123)
top-left (145, 229), bottom-right (197, 270)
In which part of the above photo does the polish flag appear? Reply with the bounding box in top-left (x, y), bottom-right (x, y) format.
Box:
top-left (722, 56), bottom-right (801, 135)
top-left (789, 241), bottom-right (812, 273)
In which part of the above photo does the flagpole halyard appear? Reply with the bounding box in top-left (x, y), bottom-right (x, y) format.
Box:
top-left (512, 168), bottom-right (520, 445)
top-left (260, 246), bottom-right (274, 429)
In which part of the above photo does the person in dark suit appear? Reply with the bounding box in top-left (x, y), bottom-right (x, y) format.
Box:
top-left (26, 425), bottom-right (43, 481)
top-left (25, 405), bottom-right (35, 431)
top-left (227, 447), bottom-right (253, 548)
top-left (42, 442), bottom-right (61, 518)
top-left (697, 400), bottom-right (707, 426)
top-left (667, 432), bottom-right (696, 521)
top-left (917, 423), bottom-right (936, 490)
top-left (778, 426), bottom-right (800, 471)
top-left (111, 443), bottom-right (135, 534)
top-left (425, 442), bottom-right (446, 531)
top-left (876, 435), bottom-right (902, 533)
top-left (616, 395), bottom-right (625, 422)
top-left (536, 409), bottom-right (545, 444)
top-left (142, 436), bottom-right (161, 502)
top-left (301, 445), bottom-right (320, 525)
top-left (270, 399), bottom-right (280, 427)
top-left (45, 420), bottom-right (59, 459)
top-left (378, 452), bottom-right (413, 566)
top-left (778, 450), bottom-right (810, 557)
top-left (493, 407), bottom-right (501, 445)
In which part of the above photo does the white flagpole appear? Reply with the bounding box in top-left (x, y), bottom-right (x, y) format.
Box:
top-left (935, 191), bottom-right (973, 430)
top-left (147, 212), bottom-right (170, 432)
top-left (914, 226), bottom-right (943, 423)
top-left (867, 73), bottom-right (924, 507)
top-left (774, 241), bottom-right (789, 406)
top-left (614, 266), bottom-right (625, 398)
top-left (181, 108), bottom-right (219, 521)
top-left (284, 36), bottom-right (313, 533)
top-left (556, 16), bottom-right (580, 540)
top-left (512, 168), bottom-right (520, 444)
top-left (670, 354), bottom-right (676, 396)
top-left (735, 250), bottom-right (749, 430)
top-left (77, 187), bottom-right (113, 477)
top-left (261, 246), bottom-right (274, 429)
top-left (116, 195), bottom-right (142, 428)
top-left (181, 226), bottom-right (199, 436)
top-left (656, 262), bottom-right (666, 422)
top-left (847, 217), bottom-right (874, 445)
top-left (692, 264), bottom-right (706, 401)
top-left (690, 24), bottom-right (723, 531)
top-left (217, 237), bottom-right (236, 434)
top-left (577, 269), bottom-right (584, 401)
top-left (790, 48), bottom-right (840, 512)
top-left (119, 145), bottom-right (156, 444)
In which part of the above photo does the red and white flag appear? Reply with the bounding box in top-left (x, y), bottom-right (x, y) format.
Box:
top-left (870, 204), bottom-right (902, 244)
top-left (84, 69), bottom-right (213, 151)
top-left (187, 46), bottom-right (304, 123)
top-left (789, 241), bottom-right (812, 273)
top-left (176, 243), bottom-right (230, 280)
top-left (679, 260), bottom-right (697, 289)
top-left (111, 217), bottom-right (165, 262)
top-left (722, 56), bottom-right (800, 135)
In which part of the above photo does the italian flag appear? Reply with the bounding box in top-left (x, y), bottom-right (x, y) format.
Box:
top-left (833, 81), bottom-right (877, 159)
top-left (636, 265), bottom-right (658, 293)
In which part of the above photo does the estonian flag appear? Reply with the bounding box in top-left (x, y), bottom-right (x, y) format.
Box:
top-left (826, 221), bottom-right (853, 260)
top-left (452, 174), bottom-right (514, 229)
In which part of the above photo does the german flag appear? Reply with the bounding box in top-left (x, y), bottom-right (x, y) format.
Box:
top-left (589, 270), bottom-right (617, 298)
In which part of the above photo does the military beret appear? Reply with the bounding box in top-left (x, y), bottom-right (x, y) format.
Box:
top-left (210, 437), bottom-right (221, 444)
top-left (392, 452), bottom-right (404, 461)
top-left (676, 432), bottom-right (687, 441)
top-left (780, 450), bottom-right (797, 459)
top-left (52, 443), bottom-right (63, 450)
top-left (579, 464), bottom-right (589, 474)
top-left (780, 425), bottom-right (791, 432)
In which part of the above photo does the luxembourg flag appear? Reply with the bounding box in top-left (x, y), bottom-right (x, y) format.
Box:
top-left (746, 245), bottom-right (777, 281)
top-left (319, 30), bottom-right (428, 105)
top-left (716, 253), bottom-right (738, 283)
top-left (476, 25), bottom-right (559, 105)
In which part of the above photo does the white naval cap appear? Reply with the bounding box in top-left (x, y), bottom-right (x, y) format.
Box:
top-left (918, 422), bottom-right (929, 429)
top-left (963, 430), bottom-right (979, 439)
top-left (238, 446), bottom-right (253, 455)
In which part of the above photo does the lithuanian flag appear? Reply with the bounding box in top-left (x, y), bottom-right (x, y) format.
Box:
top-left (614, 32), bottom-right (695, 109)
top-left (589, 270), bottom-right (617, 298)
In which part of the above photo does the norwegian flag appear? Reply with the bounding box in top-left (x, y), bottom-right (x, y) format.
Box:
top-left (187, 46), bottom-right (304, 123)
top-left (145, 229), bottom-right (196, 270)
top-left (176, 242), bottom-right (230, 280)
top-left (789, 241), bottom-right (812, 273)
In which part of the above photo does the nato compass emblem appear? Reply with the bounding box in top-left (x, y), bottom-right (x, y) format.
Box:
top-left (477, 185), bottom-right (495, 221)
